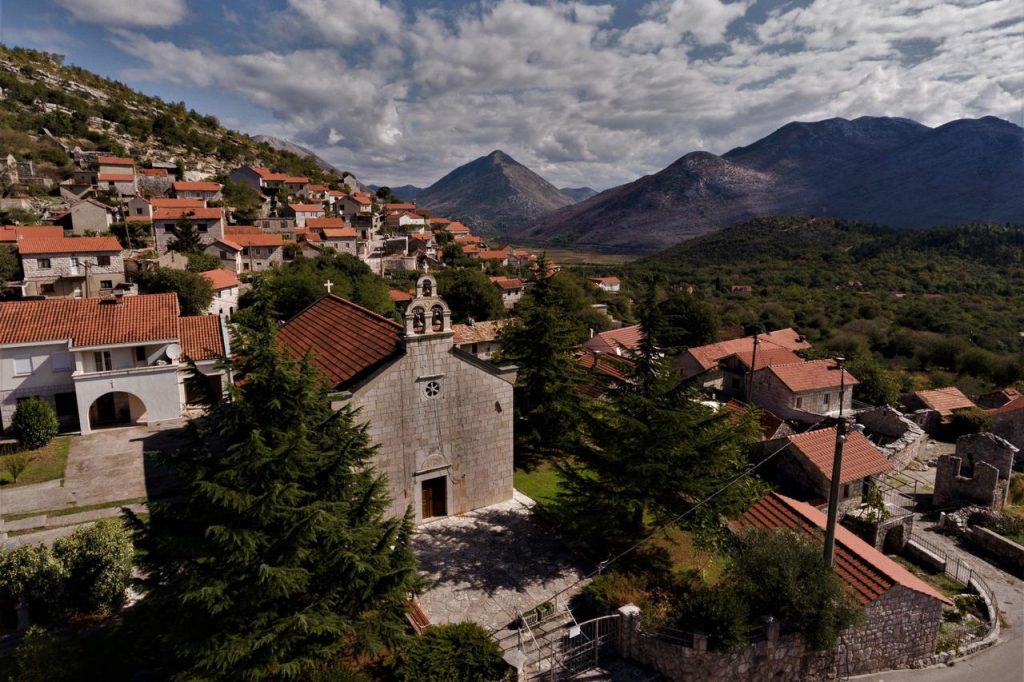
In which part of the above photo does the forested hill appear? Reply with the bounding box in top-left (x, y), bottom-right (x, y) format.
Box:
top-left (0, 45), bottom-right (346, 183)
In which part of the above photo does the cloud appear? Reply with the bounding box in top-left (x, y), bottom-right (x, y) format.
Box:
top-left (97, 0), bottom-right (1023, 189)
top-left (55, 0), bottom-right (187, 27)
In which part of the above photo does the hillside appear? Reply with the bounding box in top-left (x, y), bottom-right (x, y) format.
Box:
top-left (520, 116), bottom-right (1024, 252)
top-left (416, 150), bottom-right (574, 234)
top-left (560, 186), bottom-right (598, 202)
top-left (0, 45), bottom-right (349, 188)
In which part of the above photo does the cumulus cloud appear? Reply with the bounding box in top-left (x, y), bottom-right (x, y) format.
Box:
top-left (56, 0), bottom-right (187, 27)
top-left (97, 0), bottom-right (1024, 188)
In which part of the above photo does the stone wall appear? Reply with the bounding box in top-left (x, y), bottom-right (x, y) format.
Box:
top-left (990, 409), bottom-right (1024, 458)
top-left (616, 585), bottom-right (942, 681)
top-left (933, 433), bottom-right (1017, 510)
top-left (857, 406), bottom-right (927, 471)
top-left (965, 526), bottom-right (1024, 574)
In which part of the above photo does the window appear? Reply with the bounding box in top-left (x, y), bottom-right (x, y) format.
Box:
top-left (93, 351), bottom-right (113, 372)
top-left (99, 280), bottom-right (113, 290)
top-left (51, 351), bottom-right (71, 372)
top-left (424, 380), bottom-right (441, 399)
top-left (164, 226), bottom-right (175, 233)
top-left (135, 346), bottom-right (147, 362)
top-left (40, 283), bottom-right (55, 294)
top-left (97, 255), bottom-right (111, 266)
top-left (135, 207), bottom-right (143, 215)
top-left (731, 377), bottom-right (741, 389)
top-left (70, 257), bottom-right (80, 268)
top-left (795, 397), bottom-right (803, 408)
top-left (197, 224), bottom-right (209, 233)
top-left (13, 355), bottom-right (33, 375)
top-left (823, 393), bottom-right (830, 406)
top-left (471, 343), bottom-right (478, 355)
top-left (38, 258), bottom-right (51, 269)
top-left (842, 484), bottom-right (851, 499)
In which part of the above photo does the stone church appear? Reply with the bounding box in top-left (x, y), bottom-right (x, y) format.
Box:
top-left (278, 274), bottom-right (516, 522)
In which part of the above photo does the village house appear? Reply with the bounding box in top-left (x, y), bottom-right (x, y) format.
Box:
top-left (282, 176), bottom-right (310, 196)
top-left (93, 155), bottom-right (138, 196)
top-left (902, 386), bottom-right (977, 435)
top-left (489, 276), bottom-right (526, 309)
top-left (989, 394), bottom-right (1024, 453)
top-left (576, 349), bottom-right (632, 399)
top-left (738, 493), bottom-right (950, 675)
top-left (590, 276), bottom-right (621, 293)
top-left (204, 238), bottom-right (243, 272)
top-left (0, 293), bottom-right (228, 434)
top-left (285, 203), bottom-right (326, 227)
top-left (477, 249), bottom-right (510, 267)
top-left (125, 196), bottom-right (206, 221)
top-left (446, 221), bottom-right (471, 237)
top-left (451, 319), bottom-right (508, 361)
top-left (17, 235), bottom-right (125, 299)
top-left (302, 183), bottom-right (329, 201)
top-left (231, 230), bottom-right (284, 272)
top-left (717, 347), bottom-right (804, 401)
top-left (55, 198), bottom-right (112, 236)
top-left (722, 400), bottom-right (793, 441)
top-left (152, 207), bottom-right (225, 254)
top-left (173, 180), bottom-right (223, 202)
top-left (585, 325), bottom-right (643, 357)
top-left (748, 359), bottom-right (859, 423)
top-left (277, 275), bottom-right (515, 522)
top-left (319, 227), bottom-right (361, 256)
top-left (229, 165), bottom-right (289, 193)
top-left (200, 269), bottom-right (240, 318)
top-left (338, 192), bottom-right (374, 221)
top-left (758, 426), bottom-right (892, 511)
top-left (678, 328), bottom-right (812, 390)
top-left (137, 167), bottom-right (172, 195)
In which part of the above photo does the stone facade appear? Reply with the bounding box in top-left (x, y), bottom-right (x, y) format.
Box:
top-left (21, 251), bottom-right (125, 298)
top-left (990, 407), bottom-right (1024, 455)
top-left (749, 369), bottom-right (853, 424)
top-left (332, 276), bottom-right (515, 522)
top-left (933, 432), bottom-right (1017, 510)
top-left (616, 586), bottom-right (942, 681)
top-left (965, 525), bottom-right (1024, 573)
top-left (857, 406), bottom-right (927, 471)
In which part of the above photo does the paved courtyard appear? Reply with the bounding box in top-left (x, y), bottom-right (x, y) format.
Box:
top-left (414, 492), bottom-right (592, 632)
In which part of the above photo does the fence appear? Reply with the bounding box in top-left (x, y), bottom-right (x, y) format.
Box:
top-left (906, 529), bottom-right (997, 635)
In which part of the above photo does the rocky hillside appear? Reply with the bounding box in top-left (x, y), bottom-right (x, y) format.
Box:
top-left (416, 150), bottom-right (574, 234)
top-left (0, 45), bottom-right (348, 187)
top-left (560, 186), bottom-right (597, 202)
top-left (518, 116), bottom-right (1024, 252)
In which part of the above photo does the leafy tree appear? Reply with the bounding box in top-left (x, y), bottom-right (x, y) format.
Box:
top-left (0, 244), bottom-right (19, 291)
top-left (496, 256), bottom-right (586, 454)
top-left (669, 583), bottom-right (750, 652)
top-left (186, 250), bottom-right (223, 273)
top-left (730, 527), bottom-right (862, 650)
top-left (136, 267), bottom-right (214, 316)
top-left (52, 519), bottom-right (133, 615)
top-left (375, 186), bottom-right (393, 203)
top-left (12, 397), bottom-right (58, 450)
top-left (847, 354), bottom-right (900, 406)
top-left (223, 178), bottom-right (264, 221)
top-left (168, 215), bottom-right (204, 253)
top-left (0, 544), bottom-right (66, 623)
top-left (14, 626), bottom-right (84, 682)
top-left (437, 268), bottom-right (505, 322)
top-left (3, 452), bottom-right (30, 482)
top-left (127, 315), bottom-right (420, 681)
top-left (392, 622), bottom-right (506, 682)
top-left (658, 291), bottom-right (718, 350)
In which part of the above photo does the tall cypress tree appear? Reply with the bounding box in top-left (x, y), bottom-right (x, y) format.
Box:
top-left (496, 255), bottom-right (585, 454)
top-left (128, 312), bottom-right (420, 681)
top-left (555, 281), bottom-right (762, 555)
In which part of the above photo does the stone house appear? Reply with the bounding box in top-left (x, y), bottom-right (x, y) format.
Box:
top-left (489, 276), bottom-right (525, 309)
top-left (722, 400), bottom-right (793, 441)
top-left (338, 192), bottom-right (374, 222)
top-left (97, 172), bottom-right (137, 197)
top-left (903, 387), bottom-right (977, 435)
top-left (319, 227), bottom-right (361, 256)
top-left (204, 239), bottom-right (243, 272)
top-left (126, 197), bottom-right (206, 220)
top-left (285, 203), bottom-right (326, 227)
top-left (200, 268), bottom-right (240, 318)
top-left (749, 359), bottom-right (859, 423)
top-left (18, 235), bottom-right (126, 298)
top-left (934, 432), bottom-right (1018, 510)
top-left (277, 275), bottom-right (515, 522)
top-left (229, 166), bottom-right (288, 193)
top-left (585, 325), bottom-right (643, 358)
top-left (282, 176), bottom-right (310, 196)
top-left (451, 319), bottom-right (507, 361)
top-left (231, 231), bottom-right (284, 273)
top-left (173, 180), bottom-right (223, 202)
top-left (137, 167), bottom-right (173, 195)
top-left (56, 198), bottom-right (113, 235)
top-left (988, 395), bottom-right (1024, 453)
top-left (977, 387), bottom-right (1021, 410)
top-left (152, 207), bottom-right (225, 254)
top-left (678, 328), bottom-right (812, 390)
top-left (96, 156), bottom-right (135, 177)
top-left (759, 426), bottom-right (892, 511)
top-left (477, 249), bottom-right (509, 266)
top-left (855, 406), bottom-right (927, 471)
top-left (717, 347), bottom-right (803, 401)
top-left (0, 293), bottom-right (227, 434)
top-left (589, 276), bottom-right (621, 293)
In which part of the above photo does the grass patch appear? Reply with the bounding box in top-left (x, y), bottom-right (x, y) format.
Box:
top-left (2, 497), bottom-right (147, 523)
top-left (514, 460), bottom-right (562, 504)
top-left (889, 555), bottom-right (965, 600)
top-left (0, 436), bottom-right (71, 486)
top-left (650, 527), bottom-right (728, 583)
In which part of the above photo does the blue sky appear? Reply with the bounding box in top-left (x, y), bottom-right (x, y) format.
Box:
top-left (2, 0), bottom-right (1020, 189)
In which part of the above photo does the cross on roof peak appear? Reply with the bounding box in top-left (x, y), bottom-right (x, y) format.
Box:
top-left (324, 279), bottom-right (334, 294)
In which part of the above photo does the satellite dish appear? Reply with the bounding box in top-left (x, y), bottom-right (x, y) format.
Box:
top-left (165, 343), bottom-right (182, 361)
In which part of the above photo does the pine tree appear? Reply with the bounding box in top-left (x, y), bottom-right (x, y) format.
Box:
top-left (127, 312), bottom-right (420, 681)
top-left (496, 255), bottom-right (585, 454)
top-left (554, 280), bottom-right (762, 555)
top-left (168, 214), bottom-right (204, 253)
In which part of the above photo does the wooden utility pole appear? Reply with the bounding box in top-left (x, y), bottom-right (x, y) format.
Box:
top-left (822, 357), bottom-right (847, 567)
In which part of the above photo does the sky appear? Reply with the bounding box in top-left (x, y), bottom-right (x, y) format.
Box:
top-left (1, 0), bottom-right (1021, 189)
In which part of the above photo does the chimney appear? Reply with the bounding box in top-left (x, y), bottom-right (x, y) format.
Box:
top-left (589, 328), bottom-right (594, 339)
top-left (591, 350), bottom-right (601, 373)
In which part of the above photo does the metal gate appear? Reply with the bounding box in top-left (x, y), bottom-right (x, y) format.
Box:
top-left (559, 614), bottom-right (620, 678)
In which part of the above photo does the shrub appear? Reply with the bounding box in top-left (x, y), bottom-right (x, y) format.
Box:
top-left (3, 452), bottom-right (31, 482)
top-left (14, 626), bottom-right (84, 682)
top-left (12, 397), bottom-right (58, 450)
top-left (393, 622), bottom-right (507, 682)
top-left (0, 544), bottom-right (66, 622)
top-left (669, 583), bottom-right (750, 652)
top-left (949, 407), bottom-right (992, 438)
top-left (52, 519), bottom-right (133, 614)
top-left (582, 572), bottom-right (650, 614)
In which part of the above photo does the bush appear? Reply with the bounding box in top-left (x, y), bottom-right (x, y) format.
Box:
top-left (949, 407), bottom-right (992, 438)
top-left (393, 622), bottom-right (507, 682)
top-left (0, 544), bottom-right (66, 622)
top-left (52, 519), bottom-right (133, 614)
top-left (669, 583), bottom-right (750, 652)
top-left (12, 397), bottom-right (58, 450)
top-left (3, 452), bottom-right (30, 482)
top-left (582, 572), bottom-right (650, 614)
top-left (185, 251), bottom-right (221, 273)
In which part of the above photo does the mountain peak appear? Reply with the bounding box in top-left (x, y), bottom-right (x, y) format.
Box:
top-left (485, 149), bottom-right (515, 163)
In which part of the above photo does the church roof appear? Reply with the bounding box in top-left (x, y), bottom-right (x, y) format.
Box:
top-left (278, 295), bottom-right (404, 389)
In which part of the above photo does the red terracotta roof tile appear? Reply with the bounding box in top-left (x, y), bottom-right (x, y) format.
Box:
top-left (766, 359), bottom-right (859, 393)
top-left (97, 173), bottom-right (136, 182)
top-left (278, 295), bottom-right (404, 388)
top-left (174, 181), bottom-right (222, 192)
top-left (306, 217), bottom-right (347, 229)
top-left (786, 427), bottom-right (891, 484)
top-left (739, 493), bottom-right (951, 606)
top-left (388, 288), bottom-right (413, 303)
top-left (990, 395), bottom-right (1024, 416)
top-left (200, 269), bottom-right (240, 290)
top-left (585, 325), bottom-right (644, 356)
top-left (251, 167), bottom-right (290, 182)
top-left (152, 207), bottom-right (224, 221)
top-left (233, 232), bottom-right (283, 247)
top-left (0, 225), bottom-right (64, 243)
top-left (179, 315), bottom-right (225, 361)
top-left (289, 203), bottom-right (324, 212)
top-left (489, 277), bottom-right (525, 290)
top-left (0, 293), bottom-right (179, 347)
top-left (225, 225), bottom-right (263, 235)
top-left (723, 400), bottom-right (788, 440)
top-left (18, 235), bottom-right (122, 255)
top-left (478, 250), bottom-right (508, 261)
top-left (912, 387), bottom-right (976, 418)
top-left (322, 228), bottom-right (358, 239)
top-left (685, 329), bottom-right (812, 372)
top-left (590, 276), bottom-right (620, 286)
top-left (97, 156), bottom-right (134, 166)
top-left (139, 168), bottom-right (168, 176)
top-left (723, 347), bottom-right (803, 371)
top-left (150, 198), bottom-right (206, 209)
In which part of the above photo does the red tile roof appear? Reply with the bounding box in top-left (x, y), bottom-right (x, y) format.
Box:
top-left (0, 225), bottom-right (64, 243)
top-left (150, 198), bottom-right (206, 209)
top-left (723, 400), bottom-right (788, 440)
top-left (576, 350), bottom-right (632, 382)
top-left (461, 245), bottom-right (480, 254)
top-left (213, 238), bottom-right (242, 251)
top-left (585, 325), bottom-right (644, 356)
top-left (723, 347), bottom-right (803, 371)
top-left (388, 288), bottom-right (413, 303)
top-left (139, 168), bottom-right (168, 176)
top-left (125, 215), bottom-right (153, 224)
top-left (478, 249), bottom-right (508, 261)
top-left (322, 228), bottom-right (358, 239)
top-left (225, 225), bottom-right (263, 235)
top-left (179, 315), bottom-right (225, 361)
top-left (18, 235), bottom-right (123, 255)
top-left (912, 387), bottom-right (976, 418)
top-left (685, 329), bottom-right (812, 372)
top-left (590, 276), bottom-right (620, 286)
top-left (234, 233), bottom-right (283, 247)
top-left (97, 173), bottom-right (136, 182)
top-left (97, 156), bottom-right (134, 166)
top-left (152, 207), bottom-right (224, 221)
top-left (0, 293), bottom-right (179, 347)
top-left (765, 359), bottom-right (859, 393)
top-left (174, 181), bottom-right (222, 192)
top-left (251, 167), bottom-right (289, 182)
top-left (289, 203), bottom-right (324, 212)
top-left (990, 395), bottom-right (1024, 416)
top-left (386, 203), bottom-right (416, 210)
top-left (429, 218), bottom-right (451, 225)
top-left (200, 268), bottom-right (240, 290)
top-left (278, 295), bottom-right (404, 389)
top-left (785, 426), bottom-right (891, 484)
top-left (306, 217), bottom-right (347, 229)
top-left (447, 222), bottom-right (471, 233)
top-left (284, 176), bottom-right (310, 184)
top-left (455, 235), bottom-right (483, 243)
top-left (489, 276), bottom-right (525, 290)
top-left (306, 184), bottom-right (328, 192)
top-left (739, 493), bottom-right (950, 606)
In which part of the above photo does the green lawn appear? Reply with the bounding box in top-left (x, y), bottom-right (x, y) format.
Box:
top-left (889, 555), bottom-right (965, 599)
top-left (0, 436), bottom-right (71, 486)
top-left (513, 460), bottom-right (563, 504)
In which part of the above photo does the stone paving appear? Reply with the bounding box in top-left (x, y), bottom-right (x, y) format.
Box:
top-left (413, 492), bottom-right (592, 633)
